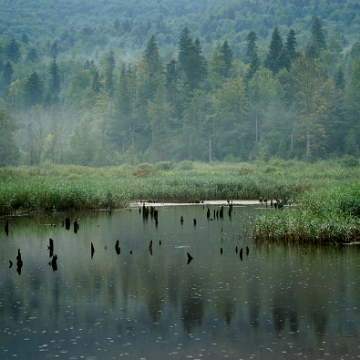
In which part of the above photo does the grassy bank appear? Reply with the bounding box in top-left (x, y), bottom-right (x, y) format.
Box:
top-left (0, 160), bottom-right (359, 220)
top-left (254, 182), bottom-right (360, 244)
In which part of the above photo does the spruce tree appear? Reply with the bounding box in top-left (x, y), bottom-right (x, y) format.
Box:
top-left (0, 108), bottom-right (19, 166)
top-left (219, 40), bottom-right (233, 78)
top-left (49, 59), bottom-right (61, 99)
top-left (26, 48), bottom-right (38, 63)
top-left (311, 17), bottom-right (326, 51)
top-left (104, 51), bottom-right (115, 96)
top-left (165, 59), bottom-right (180, 116)
top-left (143, 35), bottom-right (162, 75)
top-left (21, 33), bottom-right (29, 44)
top-left (178, 27), bottom-right (193, 73)
top-left (245, 52), bottom-right (260, 82)
top-left (264, 26), bottom-right (284, 74)
top-left (334, 66), bottom-right (345, 92)
top-left (25, 72), bottom-right (44, 108)
top-left (91, 68), bottom-right (101, 94)
top-left (178, 28), bottom-right (207, 91)
top-left (305, 37), bottom-right (320, 59)
top-left (285, 29), bottom-right (297, 60)
top-left (244, 31), bottom-right (258, 64)
top-left (6, 38), bottom-right (21, 63)
top-left (3, 61), bottom-right (13, 87)
top-left (50, 41), bottom-right (59, 59)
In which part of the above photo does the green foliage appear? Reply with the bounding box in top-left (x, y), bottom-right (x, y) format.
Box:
top-left (177, 160), bottom-right (194, 170)
top-left (311, 16), bottom-right (327, 51)
top-left (155, 161), bottom-right (173, 171)
top-left (264, 26), bottom-right (284, 74)
top-left (341, 155), bottom-right (359, 168)
top-left (0, 108), bottom-right (19, 166)
top-left (0, 3), bottom-right (359, 167)
top-left (24, 72), bottom-right (44, 108)
top-left (254, 182), bottom-right (360, 244)
top-left (2, 161), bottom-right (358, 215)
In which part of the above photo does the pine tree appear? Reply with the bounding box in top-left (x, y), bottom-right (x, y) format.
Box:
top-left (344, 59), bottom-right (360, 137)
top-left (143, 35), bottom-right (162, 75)
top-left (305, 37), bottom-right (320, 59)
top-left (165, 59), bottom-right (180, 117)
top-left (91, 68), bottom-right (101, 94)
top-left (244, 31), bottom-right (258, 64)
top-left (245, 52), bottom-right (260, 82)
top-left (219, 40), bottom-right (234, 78)
top-left (26, 48), bottom-right (38, 63)
top-left (311, 17), bottom-right (326, 51)
top-left (3, 61), bottom-right (13, 87)
top-left (50, 41), bottom-right (60, 59)
top-left (25, 72), bottom-right (44, 108)
top-left (104, 51), bottom-right (115, 96)
top-left (0, 108), bottom-right (19, 166)
top-left (49, 60), bottom-right (61, 98)
top-left (109, 63), bottom-right (134, 151)
top-left (178, 28), bottom-right (207, 91)
top-left (264, 26), bottom-right (284, 74)
top-left (6, 38), bottom-right (21, 63)
top-left (334, 66), bottom-right (345, 92)
top-left (178, 27), bottom-right (193, 72)
top-left (285, 29), bottom-right (297, 60)
top-left (21, 33), bottom-right (29, 44)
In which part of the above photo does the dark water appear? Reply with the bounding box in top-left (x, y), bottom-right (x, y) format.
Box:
top-left (1, 205), bottom-right (360, 359)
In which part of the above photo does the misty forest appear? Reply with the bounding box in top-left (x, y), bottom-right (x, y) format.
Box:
top-left (1, 0), bottom-right (360, 167)
top-left (4, 4), bottom-right (360, 360)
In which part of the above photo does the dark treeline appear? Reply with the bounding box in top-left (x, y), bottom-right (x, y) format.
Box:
top-left (1, 17), bottom-right (360, 166)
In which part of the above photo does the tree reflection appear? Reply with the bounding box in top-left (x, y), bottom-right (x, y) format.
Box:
top-left (181, 296), bottom-right (203, 333)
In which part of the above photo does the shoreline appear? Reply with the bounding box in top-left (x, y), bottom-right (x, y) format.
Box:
top-left (128, 199), bottom-right (262, 207)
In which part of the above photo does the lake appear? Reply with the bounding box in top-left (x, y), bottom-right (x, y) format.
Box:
top-left (1, 203), bottom-right (360, 359)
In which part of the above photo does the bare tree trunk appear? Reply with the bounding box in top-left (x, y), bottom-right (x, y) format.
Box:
top-left (306, 122), bottom-right (311, 158)
top-left (255, 110), bottom-right (258, 143)
top-left (209, 137), bottom-right (212, 163)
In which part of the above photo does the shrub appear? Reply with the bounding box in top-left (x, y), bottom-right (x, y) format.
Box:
top-left (155, 161), bottom-right (173, 171)
top-left (132, 167), bottom-right (156, 177)
top-left (236, 166), bottom-right (255, 175)
top-left (264, 165), bottom-right (278, 174)
top-left (137, 162), bottom-right (154, 169)
top-left (177, 160), bottom-right (194, 171)
top-left (341, 155), bottom-right (359, 168)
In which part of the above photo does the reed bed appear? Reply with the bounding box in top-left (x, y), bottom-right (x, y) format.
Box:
top-left (0, 162), bottom-right (358, 217)
top-left (254, 183), bottom-right (360, 244)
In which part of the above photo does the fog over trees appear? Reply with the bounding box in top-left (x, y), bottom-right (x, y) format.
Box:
top-left (0, 0), bottom-right (360, 166)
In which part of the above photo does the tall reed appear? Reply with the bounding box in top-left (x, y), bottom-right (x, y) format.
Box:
top-left (254, 183), bottom-right (360, 244)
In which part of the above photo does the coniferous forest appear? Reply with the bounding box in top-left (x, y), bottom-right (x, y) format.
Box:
top-left (1, 0), bottom-right (360, 166)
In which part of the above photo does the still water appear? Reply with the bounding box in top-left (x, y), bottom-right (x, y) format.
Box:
top-left (1, 204), bottom-right (360, 359)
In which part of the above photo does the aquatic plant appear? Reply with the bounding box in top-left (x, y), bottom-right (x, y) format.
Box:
top-left (254, 183), bottom-right (360, 244)
top-left (0, 161), bottom-right (359, 216)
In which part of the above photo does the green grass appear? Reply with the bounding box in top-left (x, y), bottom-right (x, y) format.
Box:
top-left (0, 160), bottom-right (359, 224)
top-left (254, 182), bottom-right (360, 244)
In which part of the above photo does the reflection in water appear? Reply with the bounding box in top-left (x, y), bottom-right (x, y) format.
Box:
top-left (50, 254), bottom-right (58, 272)
top-left (0, 206), bottom-right (360, 359)
top-left (91, 242), bottom-right (95, 258)
top-left (115, 239), bottom-right (120, 254)
top-left (65, 217), bottom-right (70, 230)
top-left (4, 220), bottom-right (9, 236)
top-left (48, 237), bottom-right (54, 257)
top-left (16, 248), bottom-right (23, 275)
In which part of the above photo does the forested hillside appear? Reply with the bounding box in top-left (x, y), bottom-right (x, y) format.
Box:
top-left (0, 0), bottom-right (360, 166)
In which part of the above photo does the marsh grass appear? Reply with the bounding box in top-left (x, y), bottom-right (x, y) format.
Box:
top-left (0, 161), bottom-right (359, 218)
top-left (254, 182), bottom-right (360, 244)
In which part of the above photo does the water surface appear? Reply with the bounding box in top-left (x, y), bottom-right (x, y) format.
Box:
top-left (1, 205), bottom-right (360, 359)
